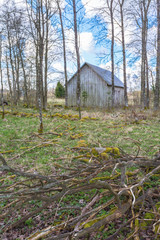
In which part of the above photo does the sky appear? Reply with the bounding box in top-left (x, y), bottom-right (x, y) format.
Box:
top-left (0, 0), bottom-right (157, 90)
top-left (57, 0), bottom-right (157, 90)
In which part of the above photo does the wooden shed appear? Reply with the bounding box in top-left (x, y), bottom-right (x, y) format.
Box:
top-left (67, 62), bottom-right (124, 108)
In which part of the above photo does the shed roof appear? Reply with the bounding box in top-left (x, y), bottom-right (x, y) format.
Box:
top-left (68, 62), bottom-right (124, 88)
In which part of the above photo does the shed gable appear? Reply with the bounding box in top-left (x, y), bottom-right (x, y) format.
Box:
top-left (68, 65), bottom-right (109, 107)
top-left (67, 62), bottom-right (124, 108)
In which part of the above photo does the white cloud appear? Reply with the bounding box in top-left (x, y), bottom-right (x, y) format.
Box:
top-left (99, 62), bottom-right (111, 71)
top-left (82, 0), bottom-right (106, 18)
top-left (80, 32), bottom-right (95, 52)
top-left (64, 29), bottom-right (95, 58)
top-left (52, 62), bottom-right (64, 72)
top-left (0, 0), bottom-right (26, 8)
top-left (65, 28), bottom-right (75, 53)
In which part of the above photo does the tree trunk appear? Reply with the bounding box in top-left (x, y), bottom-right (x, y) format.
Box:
top-left (18, 46), bottom-right (28, 105)
top-left (36, 42), bottom-right (39, 108)
top-left (37, 0), bottom-right (43, 133)
top-left (0, 33), bottom-right (4, 119)
top-left (39, 37), bottom-right (44, 110)
top-left (120, 0), bottom-right (128, 107)
top-left (57, 0), bottom-right (68, 108)
top-left (146, 53), bottom-right (149, 108)
top-left (154, 0), bottom-right (160, 109)
top-left (7, 29), bottom-right (17, 105)
top-left (141, 18), bottom-right (146, 108)
top-left (73, 0), bottom-right (81, 119)
top-left (140, 0), bottom-right (151, 109)
top-left (44, 0), bottom-right (49, 110)
top-left (109, 0), bottom-right (115, 108)
top-left (40, 0), bottom-right (45, 110)
top-left (6, 53), bottom-right (12, 99)
top-left (15, 52), bottom-right (20, 102)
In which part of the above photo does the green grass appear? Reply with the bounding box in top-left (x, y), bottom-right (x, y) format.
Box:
top-left (0, 106), bottom-right (159, 173)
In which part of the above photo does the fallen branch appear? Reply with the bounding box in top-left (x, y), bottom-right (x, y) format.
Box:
top-left (0, 148), bottom-right (160, 239)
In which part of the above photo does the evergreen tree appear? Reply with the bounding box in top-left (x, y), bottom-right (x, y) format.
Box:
top-left (55, 82), bottom-right (65, 98)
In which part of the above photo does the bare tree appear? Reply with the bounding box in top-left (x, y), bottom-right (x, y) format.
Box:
top-left (1, 4), bottom-right (25, 105)
top-left (140, 0), bottom-right (151, 108)
top-left (57, 0), bottom-right (68, 107)
top-left (6, 14), bottom-right (17, 105)
top-left (145, 52), bottom-right (149, 108)
top-left (36, 0), bottom-right (44, 132)
top-left (118, 0), bottom-right (128, 107)
top-left (43, 0), bottom-right (49, 110)
top-left (127, 0), bottom-right (151, 108)
top-left (12, 38), bottom-right (20, 102)
top-left (73, 0), bottom-right (81, 119)
top-left (25, 0), bottom-right (56, 110)
top-left (107, 0), bottom-right (115, 108)
top-left (5, 53), bottom-right (12, 98)
top-left (0, 32), bottom-right (4, 119)
top-left (154, 0), bottom-right (160, 109)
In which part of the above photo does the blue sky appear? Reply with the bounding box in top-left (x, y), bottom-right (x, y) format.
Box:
top-left (59, 0), bottom-right (157, 90)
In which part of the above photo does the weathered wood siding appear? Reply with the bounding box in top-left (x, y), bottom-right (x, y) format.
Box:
top-left (108, 86), bottom-right (124, 106)
top-left (67, 65), bottom-right (124, 108)
top-left (115, 87), bottom-right (124, 105)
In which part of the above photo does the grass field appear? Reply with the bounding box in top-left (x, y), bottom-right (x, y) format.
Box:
top-left (0, 106), bottom-right (159, 170)
top-left (0, 105), bottom-right (160, 239)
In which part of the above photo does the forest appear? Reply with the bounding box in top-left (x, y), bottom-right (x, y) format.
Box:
top-left (0, 0), bottom-right (160, 239)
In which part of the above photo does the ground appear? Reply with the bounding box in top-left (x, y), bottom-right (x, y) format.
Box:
top-left (0, 103), bottom-right (160, 239)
